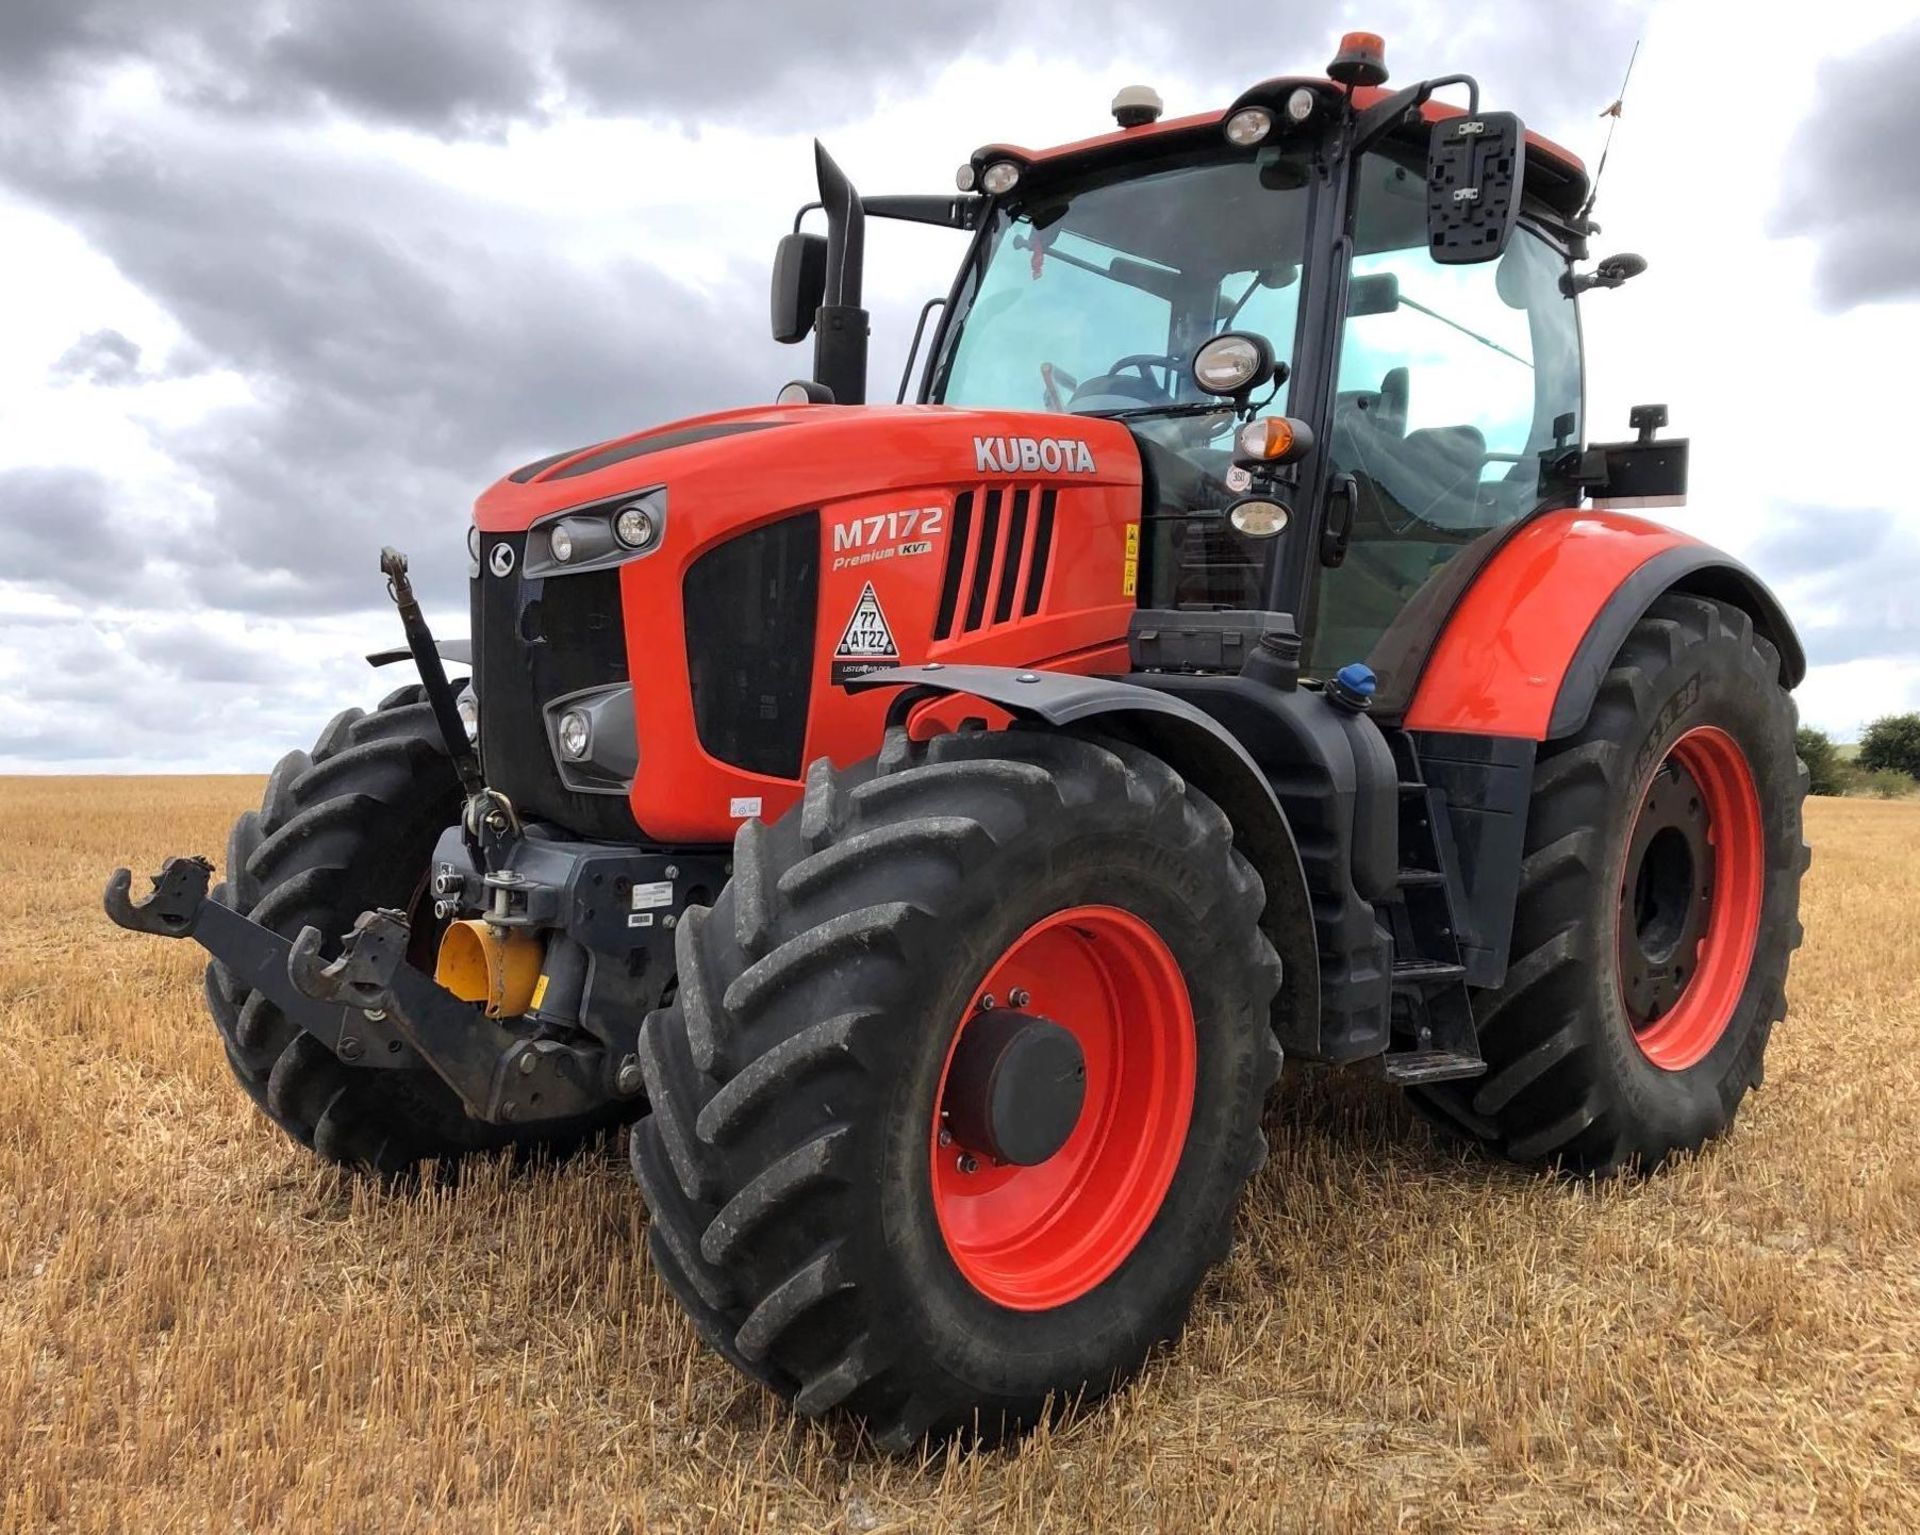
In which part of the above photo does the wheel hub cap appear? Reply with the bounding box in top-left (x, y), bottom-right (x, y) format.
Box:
top-left (941, 1009), bottom-right (1086, 1167)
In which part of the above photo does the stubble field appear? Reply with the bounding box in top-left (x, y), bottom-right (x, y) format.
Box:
top-left (2, 776), bottom-right (1916, 1533)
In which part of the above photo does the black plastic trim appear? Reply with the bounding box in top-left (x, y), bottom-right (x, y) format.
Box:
top-left (1407, 730), bottom-right (1534, 989)
top-left (509, 445), bottom-right (591, 483)
top-left (1547, 546), bottom-right (1806, 738)
top-left (546, 421), bottom-right (775, 481)
top-left (933, 491), bottom-right (974, 639)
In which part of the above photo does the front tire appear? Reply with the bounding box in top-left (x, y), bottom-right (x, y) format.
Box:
top-left (630, 727), bottom-right (1282, 1447)
top-left (206, 684), bottom-right (624, 1175)
top-left (1413, 594), bottom-right (1807, 1173)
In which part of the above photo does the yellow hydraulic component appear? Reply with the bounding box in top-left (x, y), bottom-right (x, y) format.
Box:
top-left (435, 919), bottom-right (544, 1018)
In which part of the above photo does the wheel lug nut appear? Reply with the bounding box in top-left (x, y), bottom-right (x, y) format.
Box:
top-left (938, 1128), bottom-right (953, 1147)
top-left (1009, 988), bottom-right (1030, 1008)
top-left (978, 994), bottom-right (995, 1011)
top-left (956, 1153), bottom-right (978, 1175)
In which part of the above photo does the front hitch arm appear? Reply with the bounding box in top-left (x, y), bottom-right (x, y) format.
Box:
top-left (105, 860), bottom-right (419, 1068)
top-left (103, 856), bottom-right (213, 936)
top-left (106, 859), bottom-right (614, 1123)
top-left (288, 910), bottom-right (606, 1125)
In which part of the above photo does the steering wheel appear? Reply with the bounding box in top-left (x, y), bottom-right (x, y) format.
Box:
top-left (1107, 353), bottom-right (1182, 389)
top-left (1065, 352), bottom-right (1183, 412)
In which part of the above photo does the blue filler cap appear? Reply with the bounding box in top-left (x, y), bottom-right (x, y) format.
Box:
top-left (1328, 661), bottom-right (1377, 712)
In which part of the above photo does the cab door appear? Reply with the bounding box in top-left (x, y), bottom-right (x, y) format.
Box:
top-left (1304, 152), bottom-right (1583, 675)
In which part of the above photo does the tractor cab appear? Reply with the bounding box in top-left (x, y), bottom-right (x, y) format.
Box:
top-left (776, 32), bottom-right (1627, 699)
top-left (928, 115), bottom-right (1584, 676)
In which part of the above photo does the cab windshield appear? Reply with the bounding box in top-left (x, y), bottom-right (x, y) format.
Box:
top-left (929, 148), bottom-right (1312, 417)
top-left (927, 142), bottom-right (1583, 677)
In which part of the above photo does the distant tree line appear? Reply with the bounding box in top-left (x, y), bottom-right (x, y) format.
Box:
top-left (1799, 713), bottom-right (1920, 799)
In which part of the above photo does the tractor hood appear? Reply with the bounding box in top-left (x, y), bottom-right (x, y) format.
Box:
top-left (469, 402), bottom-right (1152, 845)
top-left (474, 403), bottom-right (1143, 536)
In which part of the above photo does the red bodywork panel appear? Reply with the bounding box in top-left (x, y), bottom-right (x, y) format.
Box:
top-left (476, 406), bottom-right (1140, 842)
top-left (1402, 511), bottom-right (1697, 739)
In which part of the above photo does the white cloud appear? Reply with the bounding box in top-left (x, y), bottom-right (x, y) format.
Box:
top-left (1, 0), bottom-right (1915, 772)
top-left (1579, 1), bottom-right (1920, 734)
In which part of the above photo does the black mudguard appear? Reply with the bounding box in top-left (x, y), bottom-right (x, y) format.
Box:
top-left (1548, 549), bottom-right (1805, 738)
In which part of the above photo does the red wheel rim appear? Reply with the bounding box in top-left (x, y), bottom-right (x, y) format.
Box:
top-left (1616, 726), bottom-right (1764, 1071)
top-left (930, 906), bottom-right (1195, 1310)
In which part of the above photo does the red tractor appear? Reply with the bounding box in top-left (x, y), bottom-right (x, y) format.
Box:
top-left (109, 33), bottom-right (1806, 1447)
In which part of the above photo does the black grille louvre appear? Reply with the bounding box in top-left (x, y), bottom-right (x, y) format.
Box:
top-left (684, 512), bottom-right (820, 781)
top-left (933, 484), bottom-right (1055, 640)
top-left (964, 489), bottom-right (1003, 631)
top-left (1022, 489), bottom-right (1057, 615)
top-left (933, 492), bottom-right (974, 640)
top-left (992, 489), bottom-right (1030, 625)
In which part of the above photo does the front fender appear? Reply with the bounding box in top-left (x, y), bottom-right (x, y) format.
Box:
top-left (847, 663), bottom-right (1320, 1053)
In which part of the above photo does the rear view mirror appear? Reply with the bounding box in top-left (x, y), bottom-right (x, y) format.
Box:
top-left (1346, 272), bottom-right (1400, 316)
top-left (770, 231), bottom-right (828, 344)
top-left (1426, 113), bottom-right (1525, 265)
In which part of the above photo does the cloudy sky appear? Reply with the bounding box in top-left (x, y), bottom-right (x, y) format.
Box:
top-left (2, 0), bottom-right (1915, 772)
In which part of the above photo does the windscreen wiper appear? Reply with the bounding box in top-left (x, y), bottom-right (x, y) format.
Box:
top-left (1083, 400), bottom-right (1236, 422)
top-left (1398, 293), bottom-right (1533, 368)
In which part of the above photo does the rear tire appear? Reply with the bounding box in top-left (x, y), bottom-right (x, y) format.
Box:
top-left (1413, 594), bottom-right (1807, 1173)
top-left (630, 727), bottom-right (1282, 1447)
top-left (206, 684), bottom-right (623, 1175)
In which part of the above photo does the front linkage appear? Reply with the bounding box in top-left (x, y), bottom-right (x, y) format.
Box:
top-left (103, 842), bottom-right (655, 1128)
top-left (103, 548), bottom-right (721, 1133)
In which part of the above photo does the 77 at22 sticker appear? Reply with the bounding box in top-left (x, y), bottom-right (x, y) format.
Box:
top-left (830, 581), bottom-right (901, 686)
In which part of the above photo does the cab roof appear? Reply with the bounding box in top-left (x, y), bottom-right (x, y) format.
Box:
top-left (970, 77), bottom-right (1590, 225)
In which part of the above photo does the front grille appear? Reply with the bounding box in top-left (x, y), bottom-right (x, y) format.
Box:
top-left (472, 534), bottom-right (637, 839)
top-left (932, 485), bottom-right (1055, 640)
top-left (684, 512), bottom-right (820, 781)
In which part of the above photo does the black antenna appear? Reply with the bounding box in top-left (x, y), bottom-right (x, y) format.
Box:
top-left (1578, 38), bottom-right (1641, 224)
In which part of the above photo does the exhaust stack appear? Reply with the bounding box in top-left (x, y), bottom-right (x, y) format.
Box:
top-left (811, 141), bottom-right (870, 405)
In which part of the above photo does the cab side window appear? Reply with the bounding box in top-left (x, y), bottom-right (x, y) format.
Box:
top-left (1306, 154), bottom-right (1581, 672)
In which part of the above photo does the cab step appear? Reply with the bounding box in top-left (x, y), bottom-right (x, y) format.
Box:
top-left (1380, 1050), bottom-right (1488, 1086)
top-left (1390, 958), bottom-right (1466, 984)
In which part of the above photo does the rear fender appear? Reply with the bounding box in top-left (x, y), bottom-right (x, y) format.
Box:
top-left (848, 664), bottom-right (1320, 1053)
top-left (1402, 511), bottom-right (1804, 741)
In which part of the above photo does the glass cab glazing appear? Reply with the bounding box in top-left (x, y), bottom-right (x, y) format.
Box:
top-left (927, 139), bottom-right (1583, 677)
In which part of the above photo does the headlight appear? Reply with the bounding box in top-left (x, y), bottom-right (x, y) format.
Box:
top-left (955, 163), bottom-right (977, 192)
top-left (982, 161), bottom-right (1021, 196)
top-left (1228, 498), bottom-right (1291, 538)
top-left (456, 684), bottom-right (479, 743)
top-left (1225, 107), bottom-right (1273, 147)
top-left (467, 525), bottom-right (481, 577)
top-left (1192, 331), bottom-right (1275, 396)
top-left (1286, 87), bottom-right (1318, 124)
top-left (543, 684), bottom-right (637, 793)
top-left (522, 488), bottom-right (666, 578)
top-left (614, 503), bottom-right (658, 549)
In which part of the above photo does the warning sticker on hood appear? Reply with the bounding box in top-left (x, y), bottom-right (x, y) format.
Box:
top-left (831, 582), bottom-right (900, 686)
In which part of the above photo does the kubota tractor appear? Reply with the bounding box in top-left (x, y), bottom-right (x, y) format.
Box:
top-left (108, 33), bottom-right (1807, 1447)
